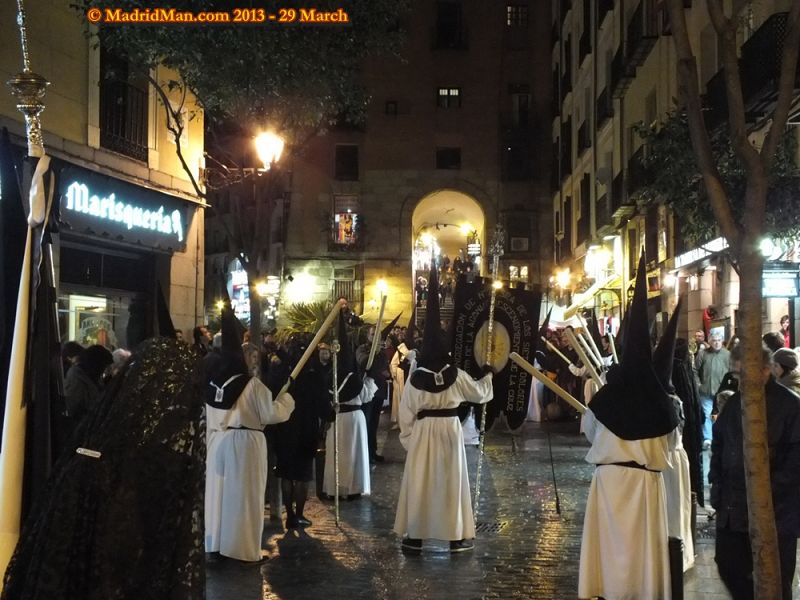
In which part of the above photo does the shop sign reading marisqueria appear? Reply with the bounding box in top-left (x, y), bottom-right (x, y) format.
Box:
top-left (57, 162), bottom-right (189, 252)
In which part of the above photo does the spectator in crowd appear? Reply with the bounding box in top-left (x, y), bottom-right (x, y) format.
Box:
top-left (763, 332), bottom-right (786, 353)
top-left (64, 345), bottom-right (114, 424)
top-left (109, 348), bottom-right (131, 379)
top-left (710, 345), bottom-right (800, 600)
top-left (780, 315), bottom-right (791, 348)
top-left (61, 341), bottom-right (83, 376)
top-left (695, 333), bottom-right (730, 448)
top-left (242, 330), bottom-right (261, 378)
top-left (771, 348), bottom-right (800, 395)
top-left (191, 325), bottom-right (212, 356)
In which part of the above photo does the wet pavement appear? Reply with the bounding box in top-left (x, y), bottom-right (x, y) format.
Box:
top-left (206, 416), bottom-right (800, 599)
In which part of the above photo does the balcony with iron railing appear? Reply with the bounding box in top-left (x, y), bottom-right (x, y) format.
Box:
top-left (100, 80), bottom-right (148, 162)
top-left (560, 0), bottom-right (572, 26)
top-left (598, 0), bottom-right (614, 29)
top-left (552, 70), bottom-right (561, 115)
top-left (561, 65), bottom-right (572, 99)
top-left (595, 192), bottom-right (612, 230)
top-left (578, 121), bottom-right (591, 155)
top-left (579, 30), bottom-right (591, 66)
top-left (550, 150), bottom-right (561, 192)
top-left (626, 0), bottom-right (659, 67)
top-left (610, 171), bottom-right (635, 219)
top-left (611, 48), bottom-right (636, 98)
top-left (596, 87), bottom-right (613, 128)
top-left (704, 12), bottom-right (800, 130)
top-left (626, 146), bottom-right (649, 196)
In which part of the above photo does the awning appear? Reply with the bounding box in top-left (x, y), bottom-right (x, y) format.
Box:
top-left (564, 274), bottom-right (622, 319)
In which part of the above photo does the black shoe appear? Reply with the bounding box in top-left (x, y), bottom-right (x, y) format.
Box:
top-left (372, 454), bottom-right (385, 463)
top-left (346, 494), bottom-right (361, 501)
top-left (401, 537), bottom-right (422, 552)
top-left (449, 539), bottom-right (474, 553)
top-left (297, 516), bottom-right (312, 527)
top-left (285, 516), bottom-right (299, 530)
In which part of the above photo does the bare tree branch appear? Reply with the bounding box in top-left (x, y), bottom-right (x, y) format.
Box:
top-left (761, 3), bottom-right (800, 168)
top-left (666, 0), bottom-right (742, 252)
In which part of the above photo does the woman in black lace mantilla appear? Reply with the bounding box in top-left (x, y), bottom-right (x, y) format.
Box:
top-left (2, 337), bottom-right (206, 600)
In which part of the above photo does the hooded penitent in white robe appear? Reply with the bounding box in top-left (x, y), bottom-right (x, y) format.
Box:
top-left (393, 370), bottom-right (493, 541)
top-left (206, 378), bottom-right (294, 561)
top-left (663, 424), bottom-right (694, 571)
top-left (578, 408), bottom-right (672, 600)
top-left (323, 377), bottom-right (377, 497)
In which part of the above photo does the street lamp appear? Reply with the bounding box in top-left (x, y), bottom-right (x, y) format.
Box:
top-left (254, 131), bottom-right (284, 170)
top-left (556, 268), bottom-right (571, 289)
top-left (255, 280), bottom-right (270, 297)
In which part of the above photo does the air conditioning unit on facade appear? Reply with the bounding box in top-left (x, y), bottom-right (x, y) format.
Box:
top-left (510, 237), bottom-right (530, 252)
top-left (333, 267), bottom-right (356, 281)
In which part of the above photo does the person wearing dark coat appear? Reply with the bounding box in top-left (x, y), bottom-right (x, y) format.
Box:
top-left (710, 345), bottom-right (800, 600)
top-left (672, 338), bottom-right (705, 507)
top-left (270, 335), bottom-right (330, 528)
top-left (63, 345), bottom-right (113, 424)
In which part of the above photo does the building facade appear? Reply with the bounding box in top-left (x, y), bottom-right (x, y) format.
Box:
top-left (273, 0), bottom-right (554, 321)
top-left (552, 0), bottom-right (800, 342)
top-left (0, 0), bottom-right (205, 347)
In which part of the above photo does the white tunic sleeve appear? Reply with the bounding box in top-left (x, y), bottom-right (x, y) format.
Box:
top-left (453, 370), bottom-right (493, 405)
top-left (398, 380), bottom-right (417, 451)
top-left (248, 378), bottom-right (295, 426)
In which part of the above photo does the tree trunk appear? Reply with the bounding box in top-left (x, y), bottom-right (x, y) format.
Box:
top-left (738, 231), bottom-right (781, 599)
top-left (246, 268), bottom-right (263, 345)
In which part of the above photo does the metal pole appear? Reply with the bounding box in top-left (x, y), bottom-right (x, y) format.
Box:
top-left (331, 340), bottom-right (341, 526)
top-left (474, 224), bottom-right (504, 512)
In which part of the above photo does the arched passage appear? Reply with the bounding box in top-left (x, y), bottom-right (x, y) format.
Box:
top-left (411, 190), bottom-right (486, 285)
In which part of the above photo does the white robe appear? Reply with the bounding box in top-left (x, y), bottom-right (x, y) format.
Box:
top-left (578, 409), bottom-right (672, 600)
top-left (663, 426), bottom-right (694, 571)
top-left (323, 377), bottom-right (377, 497)
top-left (393, 369), bottom-right (493, 541)
top-left (389, 344), bottom-right (408, 423)
top-left (205, 377), bottom-right (294, 561)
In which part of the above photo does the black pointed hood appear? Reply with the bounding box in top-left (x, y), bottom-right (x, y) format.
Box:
top-left (621, 251), bottom-right (651, 370)
top-left (411, 265), bottom-right (458, 392)
top-left (653, 296), bottom-right (684, 394)
top-left (405, 307), bottom-right (418, 350)
top-left (380, 312), bottom-right (403, 340)
top-left (587, 309), bottom-right (606, 357)
top-left (334, 310), bottom-right (362, 401)
top-left (588, 251), bottom-right (679, 440)
top-left (536, 306), bottom-right (553, 355)
top-left (156, 282), bottom-right (177, 339)
top-left (205, 307), bottom-right (249, 410)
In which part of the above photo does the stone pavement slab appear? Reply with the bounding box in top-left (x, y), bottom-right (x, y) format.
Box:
top-left (206, 418), bottom-right (800, 599)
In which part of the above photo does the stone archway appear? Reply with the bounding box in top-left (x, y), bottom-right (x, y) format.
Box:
top-left (411, 190), bottom-right (486, 295)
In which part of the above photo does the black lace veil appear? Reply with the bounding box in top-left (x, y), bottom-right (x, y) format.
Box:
top-left (2, 338), bottom-right (206, 600)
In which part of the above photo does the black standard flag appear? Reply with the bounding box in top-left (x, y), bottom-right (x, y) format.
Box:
top-left (451, 277), bottom-right (542, 430)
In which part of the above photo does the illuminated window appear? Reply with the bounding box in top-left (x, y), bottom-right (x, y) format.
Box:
top-left (437, 87), bottom-right (462, 108)
top-left (332, 195), bottom-right (360, 246)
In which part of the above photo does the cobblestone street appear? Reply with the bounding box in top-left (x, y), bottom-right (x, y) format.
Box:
top-left (207, 417), bottom-right (799, 600)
